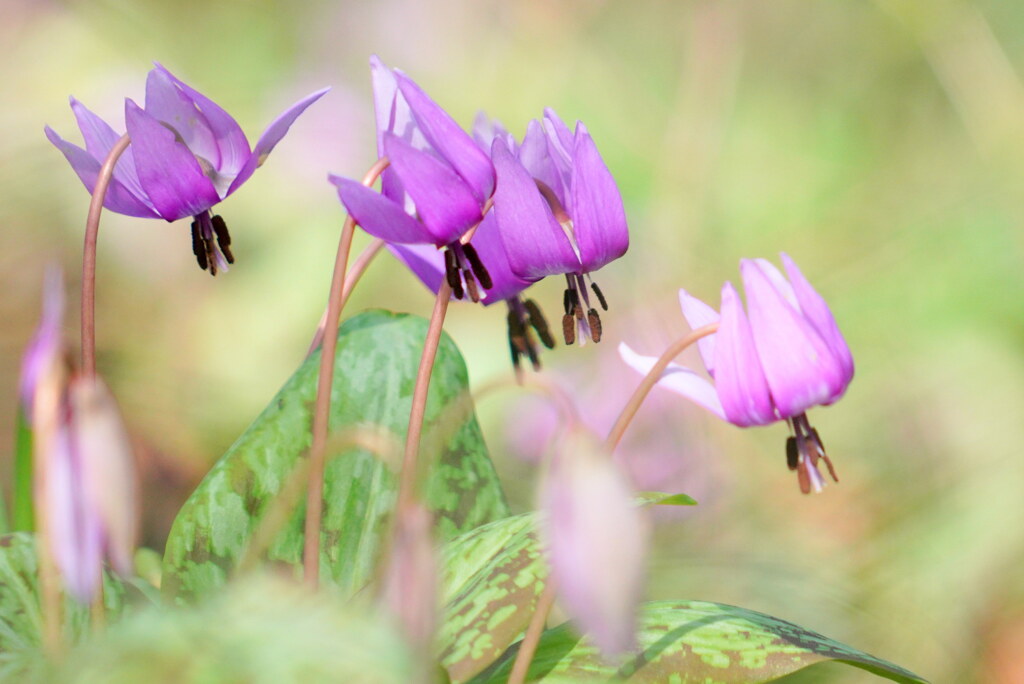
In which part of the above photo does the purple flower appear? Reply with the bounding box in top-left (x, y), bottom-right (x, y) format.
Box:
top-left (329, 56), bottom-right (496, 297)
top-left (21, 271), bottom-right (137, 601)
top-left (619, 254), bottom-right (854, 493)
top-left (45, 63), bottom-right (327, 275)
top-left (539, 425), bottom-right (649, 655)
top-left (488, 109), bottom-right (629, 345)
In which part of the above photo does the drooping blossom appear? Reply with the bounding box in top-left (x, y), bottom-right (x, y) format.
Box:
top-left (21, 270), bottom-right (137, 601)
top-left (488, 108), bottom-right (629, 344)
top-left (619, 254), bottom-right (854, 493)
top-left (539, 425), bottom-right (649, 655)
top-left (381, 502), bottom-right (438, 659)
top-left (45, 64), bottom-right (328, 275)
top-left (330, 56), bottom-right (496, 299)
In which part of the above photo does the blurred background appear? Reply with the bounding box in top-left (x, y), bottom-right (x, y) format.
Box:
top-left (2, 0), bottom-right (1023, 681)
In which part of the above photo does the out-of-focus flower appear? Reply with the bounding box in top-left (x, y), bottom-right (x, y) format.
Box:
top-left (45, 63), bottom-right (328, 275)
top-left (382, 502), bottom-right (438, 660)
top-left (619, 254), bottom-right (854, 493)
top-left (22, 271), bottom-right (137, 601)
top-left (539, 426), bottom-right (649, 656)
top-left (330, 56), bottom-right (496, 299)
top-left (488, 109), bottom-right (629, 344)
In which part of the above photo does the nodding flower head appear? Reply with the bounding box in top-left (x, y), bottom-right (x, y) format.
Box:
top-left (45, 63), bottom-right (327, 275)
top-left (483, 109), bottom-right (628, 345)
top-left (620, 253), bottom-right (854, 493)
top-left (330, 56), bottom-right (497, 301)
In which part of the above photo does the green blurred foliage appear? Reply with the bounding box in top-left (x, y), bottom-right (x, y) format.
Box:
top-left (2, 0), bottom-right (1022, 681)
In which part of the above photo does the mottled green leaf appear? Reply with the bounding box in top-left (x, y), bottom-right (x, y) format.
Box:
top-left (51, 575), bottom-right (415, 684)
top-left (635, 492), bottom-right (698, 507)
top-left (470, 600), bottom-right (928, 683)
top-left (0, 533), bottom-right (126, 681)
top-left (440, 514), bottom-right (547, 683)
top-left (162, 310), bottom-right (510, 603)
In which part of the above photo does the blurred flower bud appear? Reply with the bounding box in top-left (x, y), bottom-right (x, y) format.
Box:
top-left (382, 502), bottom-right (438, 660)
top-left (539, 426), bottom-right (650, 656)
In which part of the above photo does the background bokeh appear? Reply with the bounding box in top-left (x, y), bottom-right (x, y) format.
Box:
top-left (3, 0), bottom-right (1023, 681)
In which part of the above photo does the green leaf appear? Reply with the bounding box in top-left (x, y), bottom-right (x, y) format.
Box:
top-left (439, 514), bottom-right (547, 683)
top-left (162, 310), bottom-right (510, 603)
top-left (470, 600), bottom-right (928, 683)
top-left (635, 492), bottom-right (698, 507)
top-left (12, 408), bottom-right (33, 532)
top-left (51, 575), bottom-right (416, 684)
top-left (0, 533), bottom-right (126, 681)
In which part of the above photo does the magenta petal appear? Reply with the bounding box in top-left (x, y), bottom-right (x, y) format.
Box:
top-left (19, 267), bottom-right (64, 418)
top-left (153, 64), bottom-right (251, 180)
top-left (543, 108), bottom-right (575, 163)
top-left (124, 99), bottom-right (220, 221)
top-left (383, 133), bottom-right (482, 245)
top-left (45, 126), bottom-right (160, 218)
top-left (395, 72), bottom-right (495, 201)
top-left (741, 260), bottom-right (847, 417)
top-left (226, 87), bottom-right (329, 196)
top-left (678, 290), bottom-right (720, 377)
top-left (618, 343), bottom-right (725, 420)
top-left (330, 175), bottom-right (432, 244)
top-left (465, 213), bottom-right (534, 304)
top-left (49, 427), bottom-right (104, 602)
top-left (780, 253), bottom-right (854, 389)
top-left (68, 98), bottom-right (149, 203)
top-left (715, 282), bottom-right (776, 426)
top-left (570, 125), bottom-right (629, 272)
top-left (519, 119), bottom-right (568, 205)
top-left (144, 67), bottom-right (221, 174)
top-left (492, 137), bottom-right (579, 279)
top-left (387, 243), bottom-right (449, 297)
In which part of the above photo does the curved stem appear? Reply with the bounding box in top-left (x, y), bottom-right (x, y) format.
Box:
top-left (306, 238), bottom-right (386, 357)
top-left (396, 280), bottom-right (452, 514)
top-left (303, 158), bottom-right (390, 588)
top-left (604, 323), bottom-right (719, 450)
top-left (82, 134), bottom-right (131, 377)
top-left (507, 582), bottom-right (557, 684)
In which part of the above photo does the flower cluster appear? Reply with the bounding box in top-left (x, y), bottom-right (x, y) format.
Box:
top-left (331, 57), bottom-right (629, 372)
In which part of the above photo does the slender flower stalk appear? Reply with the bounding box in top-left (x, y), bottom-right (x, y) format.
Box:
top-left (306, 238), bottom-right (387, 357)
top-left (303, 158), bottom-right (390, 588)
top-left (507, 582), bottom-right (558, 684)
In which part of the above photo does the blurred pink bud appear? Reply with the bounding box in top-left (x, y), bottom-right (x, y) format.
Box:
top-left (382, 502), bottom-right (438, 657)
top-left (539, 426), bottom-right (650, 656)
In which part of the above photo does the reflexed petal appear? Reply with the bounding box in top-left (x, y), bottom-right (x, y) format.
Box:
top-left (519, 119), bottom-right (567, 205)
top-left (69, 98), bottom-right (149, 202)
top-left (153, 63), bottom-right (251, 179)
top-left (471, 112), bottom-right (512, 152)
top-left (780, 253), bottom-right (855, 388)
top-left (387, 243), bottom-right (450, 299)
top-left (371, 56), bottom-right (420, 204)
top-left (539, 427), bottom-right (648, 656)
top-left (570, 124), bottom-right (629, 272)
top-left (395, 72), bottom-right (495, 200)
top-left (124, 99), bottom-right (220, 221)
top-left (715, 282), bottom-right (776, 426)
top-left (44, 126), bottom-right (160, 218)
top-left (491, 137), bottom-right (578, 279)
top-left (619, 342), bottom-right (725, 420)
top-left (542, 108), bottom-right (575, 169)
top-left (678, 289), bottom-right (720, 377)
top-left (384, 133), bottom-right (482, 245)
top-left (465, 213), bottom-right (534, 304)
top-left (144, 67), bottom-right (221, 173)
top-left (226, 87), bottom-right (329, 196)
top-left (741, 260), bottom-right (846, 417)
top-left (330, 175), bottom-right (431, 244)
top-left (69, 377), bottom-right (137, 578)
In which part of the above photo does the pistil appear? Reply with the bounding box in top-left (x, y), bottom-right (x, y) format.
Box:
top-left (189, 211), bottom-right (233, 276)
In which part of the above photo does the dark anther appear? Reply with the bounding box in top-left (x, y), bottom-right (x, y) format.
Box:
top-left (190, 220), bottom-right (209, 270)
top-left (591, 282), bottom-right (608, 311)
top-left (563, 288), bottom-right (573, 316)
top-left (524, 300), bottom-right (555, 349)
top-left (785, 436), bottom-right (799, 470)
top-left (461, 243), bottom-right (493, 290)
top-left (568, 288), bottom-right (582, 318)
top-left (523, 331), bottom-right (541, 371)
top-left (562, 314), bottom-right (576, 345)
top-left (444, 249), bottom-right (464, 299)
top-left (211, 215), bottom-right (235, 264)
top-left (464, 269), bottom-right (480, 303)
top-left (587, 308), bottom-right (602, 343)
top-left (508, 337), bottom-right (522, 371)
top-left (507, 308), bottom-right (527, 352)
top-left (205, 236), bottom-right (218, 277)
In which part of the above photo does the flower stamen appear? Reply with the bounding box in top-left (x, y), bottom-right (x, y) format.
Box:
top-left (786, 414), bottom-right (839, 494)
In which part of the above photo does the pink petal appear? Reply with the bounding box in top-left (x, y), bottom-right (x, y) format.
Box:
top-left (678, 289), bottom-right (720, 376)
top-left (144, 67), bottom-right (221, 175)
top-left (68, 98), bottom-right (149, 204)
top-left (570, 123), bottom-right (629, 273)
top-left (715, 282), bottom-right (777, 426)
top-left (618, 342), bottom-right (725, 420)
top-left (330, 175), bottom-right (432, 244)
